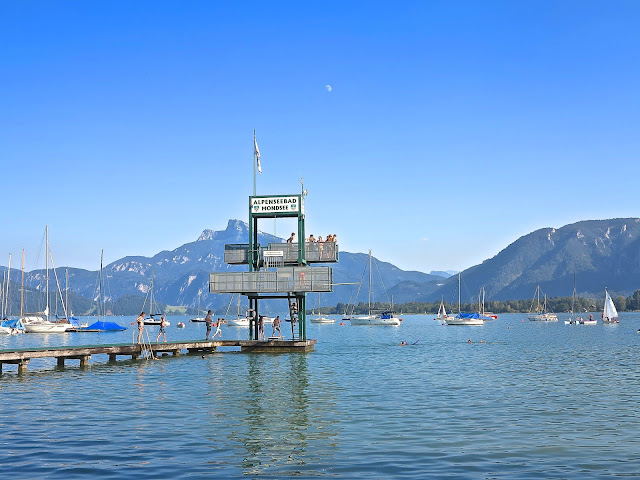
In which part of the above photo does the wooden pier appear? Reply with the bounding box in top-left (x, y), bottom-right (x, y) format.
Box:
top-left (0, 339), bottom-right (317, 373)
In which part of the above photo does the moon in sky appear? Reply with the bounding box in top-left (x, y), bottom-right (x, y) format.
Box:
top-left (325, 84), bottom-right (332, 93)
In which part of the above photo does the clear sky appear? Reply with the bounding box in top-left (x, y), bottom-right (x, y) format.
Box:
top-left (1, 1), bottom-right (639, 273)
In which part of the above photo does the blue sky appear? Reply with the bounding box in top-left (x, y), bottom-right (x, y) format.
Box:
top-left (1, 1), bottom-right (639, 273)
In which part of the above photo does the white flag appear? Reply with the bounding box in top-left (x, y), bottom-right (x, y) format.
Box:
top-left (254, 137), bottom-right (262, 173)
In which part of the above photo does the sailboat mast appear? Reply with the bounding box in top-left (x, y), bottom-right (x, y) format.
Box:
top-left (99, 249), bottom-right (104, 319)
top-left (368, 250), bottom-right (372, 315)
top-left (20, 249), bottom-right (24, 318)
top-left (458, 272), bottom-right (461, 314)
top-left (65, 268), bottom-right (69, 317)
top-left (572, 272), bottom-right (576, 317)
top-left (6, 254), bottom-right (11, 318)
top-left (46, 225), bottom-right (49, 321)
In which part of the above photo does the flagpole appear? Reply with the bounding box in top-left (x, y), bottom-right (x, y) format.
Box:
top-left (253, 129), bottom-right (257, 196)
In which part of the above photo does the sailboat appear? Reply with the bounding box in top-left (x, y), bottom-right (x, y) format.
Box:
top-left (0, 253), bottom-right (25, 334)
top-left (227, 294), bottom-right (250, 326)
top-left (445, 273), bottom-right (484, 326)
top-left (54, 268), bottom-right (87, 330)
top-left (349, 250), bottom-right (401, 326)
top-left (22, 227), bottom-right (69, 333)
top-left (602, 288), bottom-right (619, 324)
top-left (565, 274), bottom-right (579, 325)
top-left (310, 292), bottom-right (335, 324)
top-left (435, 295), bottom-right (456, 322)
top-left (527, 285), bottom-right (558, 322)
top-left (143, 271), bottom-right (169, 326)
top-left (190, 290), bottom-right (207, 322)
top-left (83, 250), bottom-right (126, 332)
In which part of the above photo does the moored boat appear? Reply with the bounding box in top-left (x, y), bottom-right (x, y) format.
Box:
top-left (527, 286), bottom-right (558, 322)
top-left (602, 288), bottom-right (619, 324)
top-left (445, 273), bottom-right (484, 326)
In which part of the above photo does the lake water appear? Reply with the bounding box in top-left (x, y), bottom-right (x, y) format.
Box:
top-left (1, 312), bottom-right (640, 479)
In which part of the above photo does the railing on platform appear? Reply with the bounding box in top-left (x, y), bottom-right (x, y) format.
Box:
top-left (209, 266), bottom-right (333, 293)
top-left (223, 242), bottom-right (339, 265)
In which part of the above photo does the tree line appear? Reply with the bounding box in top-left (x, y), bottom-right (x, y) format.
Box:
top-left (322, 290), bottom-right (640, 315)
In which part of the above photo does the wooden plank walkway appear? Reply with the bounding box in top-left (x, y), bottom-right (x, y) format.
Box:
top-left (0, 339), bottom-right (317, 373)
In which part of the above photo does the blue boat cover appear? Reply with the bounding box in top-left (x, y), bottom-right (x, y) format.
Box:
top-left (86, 321), bottom-right (127, 331)
top-left (458, 312), bottom-right (481, 319)
top-left (1, 318), bottom-right (25, 330)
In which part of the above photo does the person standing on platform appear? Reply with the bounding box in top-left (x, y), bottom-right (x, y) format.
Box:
top-left (212, 317), bottom-right (224, 339)
top-left (258, 315), bottom-right (266, 340)
top-left (156, 315), bottom-right (168, 343)
top-left (205, 310), bottom-right (213, 340)
top-left (272, 315), bottom-right (281, 337)
top-left (136, 311), bottom-right (145, 344)
top-left (287, 232), bottom-right (295, 243)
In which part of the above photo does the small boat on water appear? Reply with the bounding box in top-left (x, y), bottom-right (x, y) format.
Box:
top-left (602, 288), bottom-right (619, 324)
top-left (309, 293), bottom-right (335, 324)
top-left (310, 315), bottom-right (335, 324)
top-left (0, 318), bottom-right (25, 335)
top-left (190, 291), bottom-right (206, 322)
top-left (350, 311), bottom-right (401, 326)
top-left (227, 316), bottom-right (250, 327)
top-left (348, 250), bottom-right (401, 326)
top-left (226, 295), bottom-right (250, 326)
top-left (435, 296), bottom-right (456, 323)
top-left (527, 286), bottom-right (558, 322)
top-left (445, 274), bottom-right (484, 326)
top-left (142, 272), bottom-right (170, 326)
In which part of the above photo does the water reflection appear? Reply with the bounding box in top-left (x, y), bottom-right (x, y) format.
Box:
top-left (230, 353), bottom-right (338, 477)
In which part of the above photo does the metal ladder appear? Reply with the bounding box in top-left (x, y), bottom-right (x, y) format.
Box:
top-left (288, 294), bottom-right (299, 340)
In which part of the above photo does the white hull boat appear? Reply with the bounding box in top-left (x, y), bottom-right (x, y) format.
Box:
top-left (227, 317), bottom-right (250, 327)
top-left (602, 289), bottom-right (619, 324)
top-left (528, 313), bottom-right (558, 322)
top-left (445, 316), bottom-right (484, 326)
top-left (445, 274), bottom-right (485, 326)
top-left (349, 313), bottom-right (400, 326)
top-left (310, 316), bottom-right (335, 324)
top-left (528, 286), bottom-right (558, 322)
top-left (24, 321), bottom-right (69, 333)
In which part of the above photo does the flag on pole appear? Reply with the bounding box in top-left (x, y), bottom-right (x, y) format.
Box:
top-left (254, 137), bottom-right (262, 174)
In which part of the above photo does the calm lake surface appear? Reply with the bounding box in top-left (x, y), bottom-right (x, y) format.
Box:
top-left (2, 312), bottom-right (640, 479)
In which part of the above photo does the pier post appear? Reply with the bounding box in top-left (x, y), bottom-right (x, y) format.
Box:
top-left (57, 358), bottom-right (65, 368)
top-left (79, 355), bottom-right (90, 367)
top-left (108, 354), bottom-right (117, 362)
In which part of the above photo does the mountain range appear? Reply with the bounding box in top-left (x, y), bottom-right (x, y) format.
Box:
top-left (2, 218), bottom-right (639, 314)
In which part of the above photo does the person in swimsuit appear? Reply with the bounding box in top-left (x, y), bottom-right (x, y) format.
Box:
top-left (136, 311), bottom-right (145, 344)
top-left (258, 315), bottom-right (266, 340)
top-left (205, 310), bottom-right (213, 340)
top-left (156, 315), bottom-right (168, 342)
top-left (272, 315), bottom-right (281, 337)
top-left (212, 317), bottom-right (224, 339)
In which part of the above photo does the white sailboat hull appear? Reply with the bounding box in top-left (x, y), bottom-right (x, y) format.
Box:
top-left (528, 313), bottom-right (558, 322)
top-left (310, 316), bottom-right (335, 324)
top-left (24, 322), bottom-right (69, 333)
top-left (445, 317), bottom-right (484, 326)
top-left (227, 317), bottom-right (250, 327)
top-left (349, 315), bottom-right (401, 326)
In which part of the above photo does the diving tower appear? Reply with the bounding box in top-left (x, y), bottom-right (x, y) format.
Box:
top-left (209, 194), bottom-right (337, 342)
